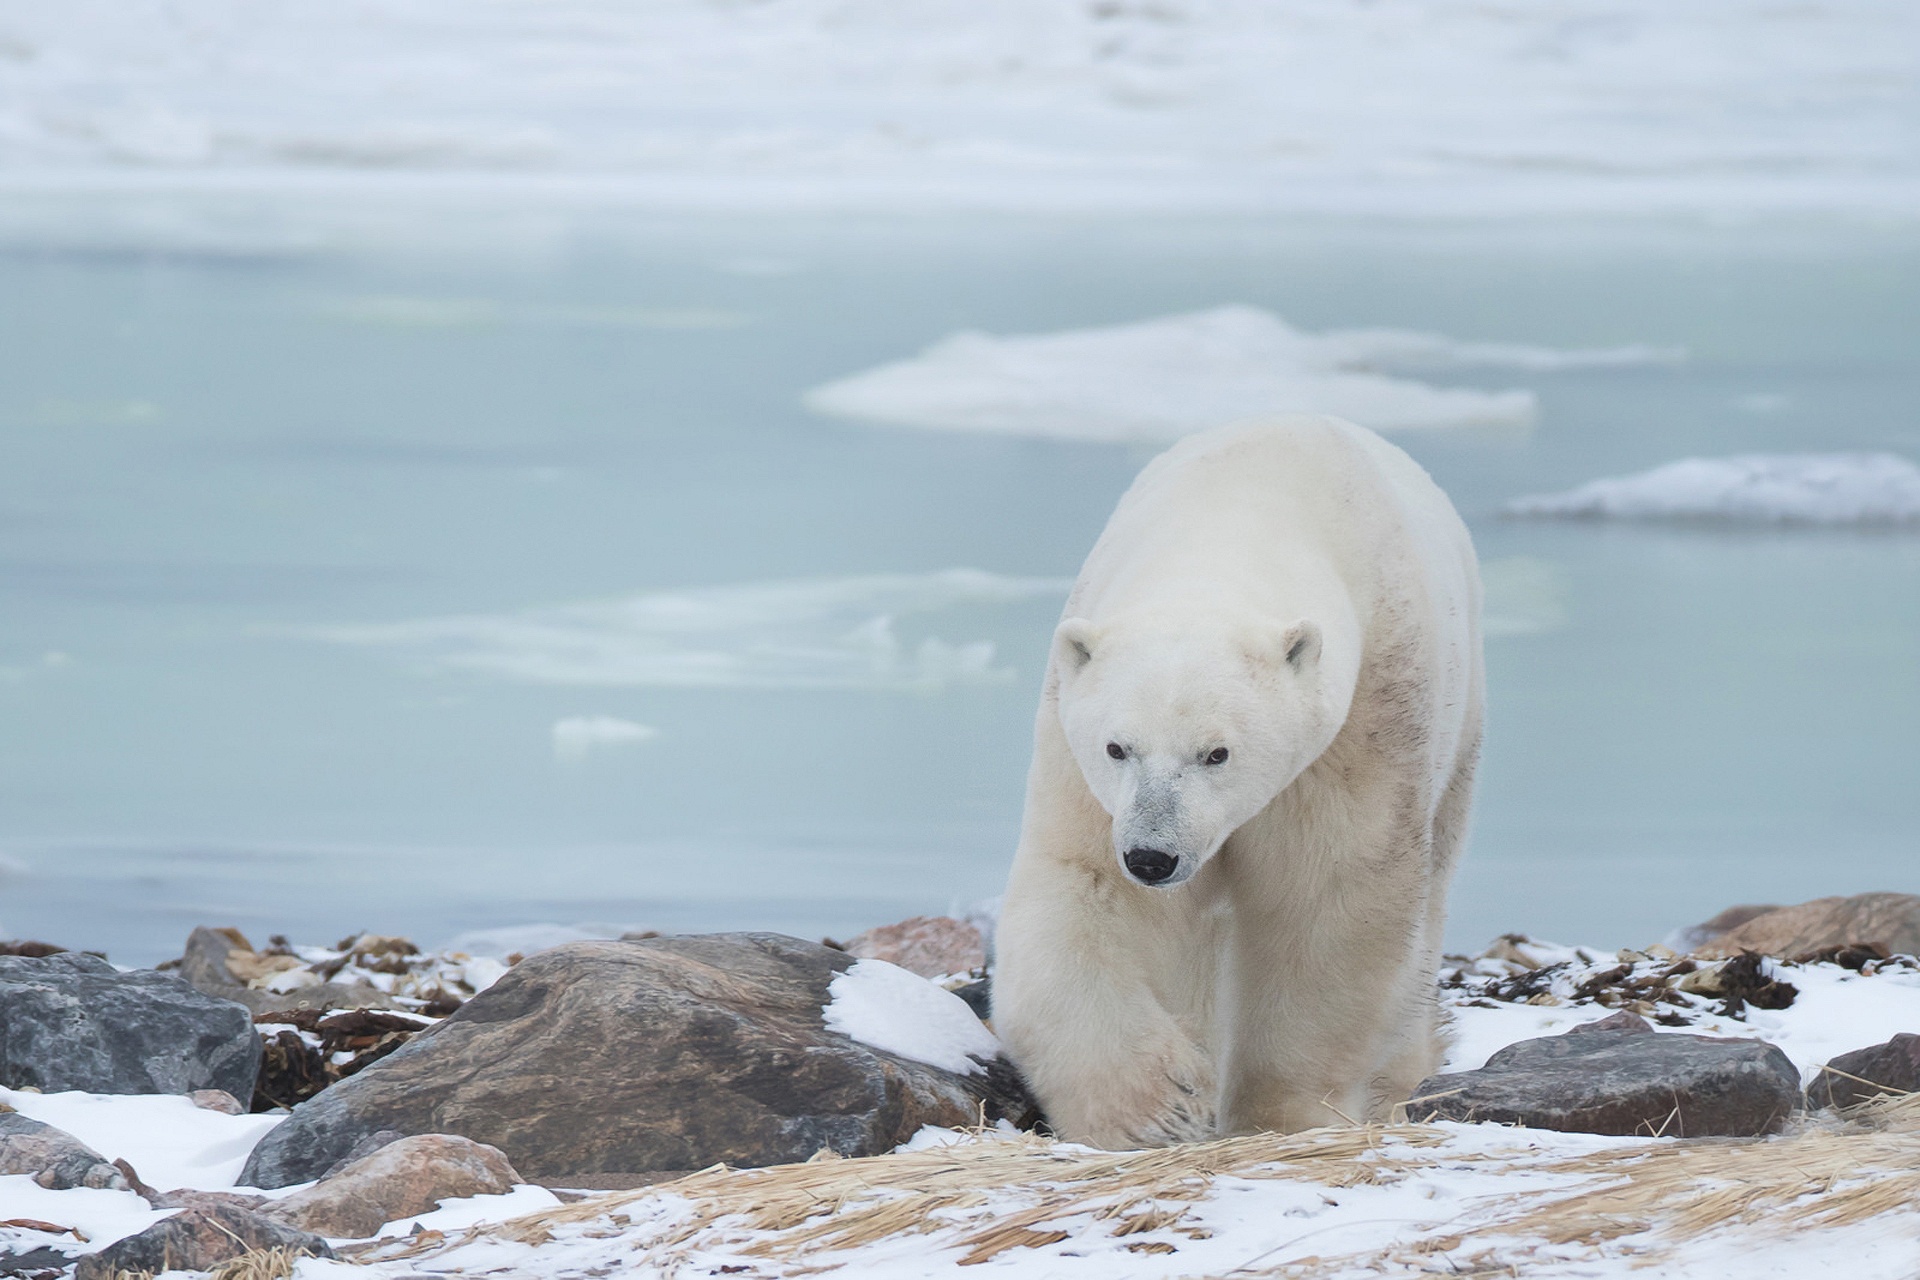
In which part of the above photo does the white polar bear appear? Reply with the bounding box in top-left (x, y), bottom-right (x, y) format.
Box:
top-left (993, 416), bottom-right (1483, 1147)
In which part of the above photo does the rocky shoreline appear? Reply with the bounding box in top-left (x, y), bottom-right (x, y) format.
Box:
top-left (3, 894), bottom-right (1919, 1279)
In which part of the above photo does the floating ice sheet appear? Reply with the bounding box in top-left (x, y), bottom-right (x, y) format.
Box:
top-left (1507, 453), bottom-right (1920, 526)
top-left (805, 307), bottom-right (1674, 441)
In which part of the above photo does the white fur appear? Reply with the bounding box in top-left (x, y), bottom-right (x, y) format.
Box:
top-left (993, 416), bottom-right (1484, 1147)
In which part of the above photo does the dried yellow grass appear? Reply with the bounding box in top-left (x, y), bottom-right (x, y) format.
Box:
top-left (361, 1094), bottom-right (1920, 1278)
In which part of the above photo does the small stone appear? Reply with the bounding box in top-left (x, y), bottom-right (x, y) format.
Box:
top-left (262, 1134), bottom-right (521, 1238)
top-left (0, 1113), bottom-right (129, 1190)
top-left (1410, 1020), bottom-right (1801, 1137)
top-left (0, 952), bottom-right (258, 1098)
top-left (190, 1088), bottom-right (247, 1115)
top-left (1807, 1033), bottom-right (1920, 1110)
top-left (72, 1205), bottom-right (332, 1280)
top-left (842, 916), bottom-right (987, 979)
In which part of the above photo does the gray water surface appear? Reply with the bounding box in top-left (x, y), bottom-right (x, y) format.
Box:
top-left (2, 200), bottom-right (1915, 963)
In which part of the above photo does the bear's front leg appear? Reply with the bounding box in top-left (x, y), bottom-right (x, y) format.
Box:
top-left (994, 853), bottom-right (1220, 1148)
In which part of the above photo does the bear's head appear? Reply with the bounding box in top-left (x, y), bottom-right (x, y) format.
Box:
top-left (1052, 612), bottom-right (1354, 889)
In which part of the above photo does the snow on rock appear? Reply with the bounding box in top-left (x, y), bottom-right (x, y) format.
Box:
top-left (1506, 453), bottom-right (1920, 526)
top-left (805, 307), bottom-right (1565, 439)
top-left (823, 958), bottom-right (1000, 1076)
top-left (0, 1086), bottom-right (282, 1193)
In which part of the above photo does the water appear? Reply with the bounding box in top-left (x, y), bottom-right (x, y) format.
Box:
top-left (2, 197), bottom-right (1916, 964)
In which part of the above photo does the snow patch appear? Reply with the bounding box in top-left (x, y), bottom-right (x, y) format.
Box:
top-left (823, 957), bottom-right (1000, 1076)
top-left (295, 569), bottom-right (1070, 692)
top-left (806, 307), bottom-right (1668, 441)
top-left (0, 1087), bottom-right (282, 1192)
top-left (1507, 454), bottom-right (1920, 526)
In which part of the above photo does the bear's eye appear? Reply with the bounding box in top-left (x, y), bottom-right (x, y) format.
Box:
top-left (1205, 747), bottom-right (1229, 765)
top-left (1106, 742), bottom-right (1126, 761)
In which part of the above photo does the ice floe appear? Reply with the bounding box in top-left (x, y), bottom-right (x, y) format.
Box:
top-left (295, 568), bottom-right (1070, 692)
top-left (805, 307), bottom-right (1674, 441)
top-left (1508, 453), bottom-right (1920, 526)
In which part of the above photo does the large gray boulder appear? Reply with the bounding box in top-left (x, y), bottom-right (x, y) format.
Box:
top-left (241, 933), bottom-right (1035, 1187)
top-left (0, 952), bottom-right (260, 1098)
top-left (1411, 1012), bottom-right (1801, 1137)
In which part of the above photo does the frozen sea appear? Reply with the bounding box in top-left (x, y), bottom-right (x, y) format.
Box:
top-left (0, 196), bottom-right (1914, 965)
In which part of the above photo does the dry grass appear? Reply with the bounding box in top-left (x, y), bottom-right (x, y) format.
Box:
top-left (206, 1247), bottom-right (312, 1280)
top-left (357, 1095), bottom-right (1920, 1278)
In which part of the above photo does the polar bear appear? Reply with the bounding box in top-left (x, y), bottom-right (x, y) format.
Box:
top-left (993, 416), bottom-right (1483, 1147)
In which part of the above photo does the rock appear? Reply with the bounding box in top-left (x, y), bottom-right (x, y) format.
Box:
top-left (149, 1188), bottom-right (270, 1212)
top-left (318, 1129), bottom-right (407, 1180)
top-left (0, 952), bottom-right (259, 1098)
top-left (951, 977), bottom-right (992, 1020)
top-left (841, 916), bottom-right (987, 979)
top-left (0, 1113), bottom-right (130, 1190)
top-left (1691, 893), bottom-right (1920, 960)
top-left (176, 926), bottom-right (397, 1016)
top-left (240, 933), bottom-right (1036, 1187)
top-left (1665, 903), bottom-right (1783, 954)
top-left (262, 1134), bottom-right (520, 1238)
top-left (1808, 1033), bottom-right (1920, 1110)
top-left (72, 1205), bottom-right (332, 1280)
top-left (190, 1088), bottom-right (247, 1115)
top-left (1410, 1017), bottom-right (1801, 1137)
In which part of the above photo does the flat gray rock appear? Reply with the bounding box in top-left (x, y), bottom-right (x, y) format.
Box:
top-left (240, 933), bottom-right (1036, 1187)
top-left (1411, 1013), bottom-right (1801, 1137)
top-left (0, 1112), bottom-right (130, 1190)
top-left (0, 952), bottom-right (260, 1098)
top-left (1808, 1032), bottom-right (1920, 1109)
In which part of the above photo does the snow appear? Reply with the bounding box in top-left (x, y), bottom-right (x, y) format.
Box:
top-left (823, 957), bottom-right (1001, 1075)
top-left (804, 306), bottom-right (1675, 441)
top-left (1507, 453), bottom-right (1920, 526)
top-left (295, 569), bottom-right (1070, 692)
top-left (0, 1), bottom-right (1913, 217)
top-left (1, 1086), bottom-right (281, 1192)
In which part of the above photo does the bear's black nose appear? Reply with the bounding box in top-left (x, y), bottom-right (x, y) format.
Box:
top-left (1123, 847), bottom-right (1178, 885)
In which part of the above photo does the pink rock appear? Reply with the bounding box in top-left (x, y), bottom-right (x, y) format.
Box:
top-left (842, 916), bottom-right (986, 979)
top-left (189, 1089), bottom-right (246, 1115)
top-left (261, 1133), bottom-right (520, 1238)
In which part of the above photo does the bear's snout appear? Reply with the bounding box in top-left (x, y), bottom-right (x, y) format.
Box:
top-left (1123, 846), bottom-right (1179, 886)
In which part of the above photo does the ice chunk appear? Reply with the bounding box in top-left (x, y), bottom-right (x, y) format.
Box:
top-left (1507, 453), bottom-right (1920, 526)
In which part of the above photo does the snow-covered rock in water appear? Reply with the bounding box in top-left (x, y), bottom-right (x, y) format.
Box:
top-left (840, 915), bottom-right (987, 980)
top-left (0, 952), bottom-right (259, 1099)
top-left (240, 934), bottom-right (1035, 1187)
top-left (804, 307), bottom-right (1556, 440)
top-left (1413, 1012), bottom-right (1802, 1137)
top-left (1506, 453), bottom-right (1920, 525)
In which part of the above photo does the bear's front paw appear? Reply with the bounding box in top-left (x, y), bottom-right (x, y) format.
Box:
top-left (1084, 1043), bottom-right (1218, 1149)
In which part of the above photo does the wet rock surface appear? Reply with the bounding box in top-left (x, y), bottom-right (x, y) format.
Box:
top-left (0, 952), bottom-right (259, 1098)
top-left (0, 1112), bottom-right (129, 1191)
top-left (262, 1134), bottom-right (520, 1238)
top-left (71, 1205), bottom-right (332, 1280)
top-left (241, 932), bottom-right (1035, 1187)
top-left (1808, 1032), bottom-right (1920, 1109)
top-left (1411, 1013), bottom-right (1802, 1137)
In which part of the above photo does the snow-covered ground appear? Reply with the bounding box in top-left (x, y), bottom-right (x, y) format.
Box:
top-left (1507, 453), bottom-right (1920, 526)
top-left (6, 939), bottom-right (1919, 1278)
top-left (0, 1), bottom-right (1914, 216)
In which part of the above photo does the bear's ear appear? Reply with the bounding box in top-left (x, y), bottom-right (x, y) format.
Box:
top-left (1054, 617), bottom-right (1098, 673)
top-left (1280, 620), bottom-right (1322, 672)
top-left (1245, 619), bottom-right (1321, 676)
